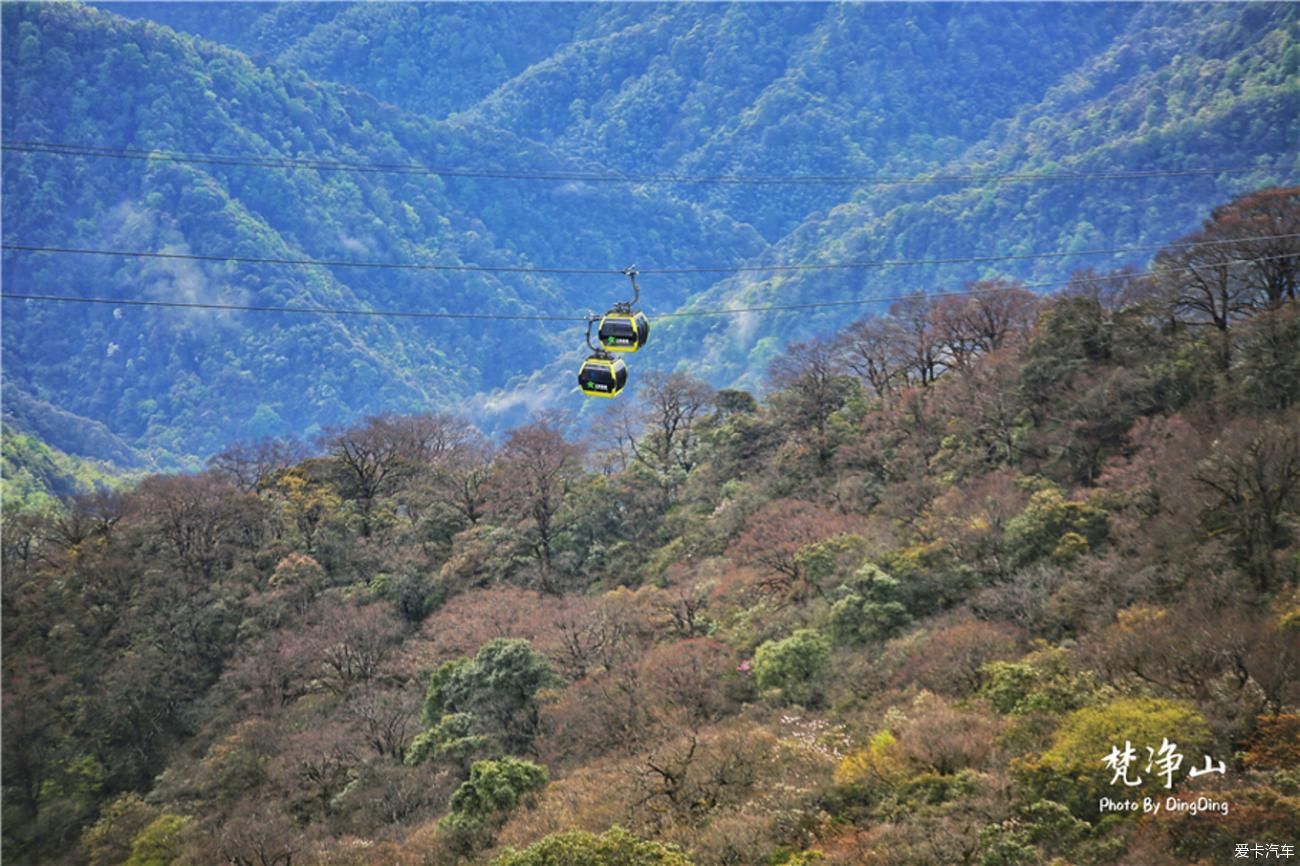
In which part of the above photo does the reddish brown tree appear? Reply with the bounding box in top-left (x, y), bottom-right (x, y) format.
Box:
top-left (888, 293), bottom-right (948, 386)
top-left (1243, 714), bottom-right (1300, 770)
top-left (838, 315), bottom-right (903, 402)
top-left (649, 577), bottom-right (713, 639)
top-left (489, 420), bottom-right (583, 593)
top-left (200, 799), bottom-right (309, 866)
top-left (419, 586), bottom-right (572, 661)
top-left (1194, 415), bottom-right (1300, 592)
top-left (623, 370), bottom-right (715, 499)
top-left (638, 638), bottom-right (738, 726)
top-left (541, 666), bottom-right (651, 764)
top-left (132, 472), bottom-right (246, 581)
top-left (426, 433), bottom-right (495, 527)
top-left (45, 490), bottom-right (128, 552)
top-left (891, 619), bottom-right (1021, 696)
top-left (1203, 186), bottom-right (1300, 308)
top-left (309, 599), bottom-right (405, 695)
top-left (929, 345), bottom-right (1032, 472)
top-left (896, 695), bottom-right (1003, 774)
top-left (949, 282), bottom-right (1039, 357)
top-left (769, 336), bottom-right (853, 471)
top-left (342, 685), bottom-right (421, 762)
top-left (1063, 265), bottom-right (1156, 311)
top-left (1154, 211), bottom-right (1271, 370)
top-left (919, 468), bottom-right (1028, 577)
top-left (207, 437), bottom-right (305, 493)
top-left (325, 412), bottom-right (467, 536)
top-left (727, 499), bottom-right (854, 603)
top-left (552, 588), bottom-right (660, 681)
top-left (222, 628), bottom-right (320, 716)
top-left (1088, 602), bottom-right (1299, 723)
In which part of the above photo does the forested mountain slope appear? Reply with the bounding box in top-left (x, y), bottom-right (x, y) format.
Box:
top-left (466, 3), bottom-right (1141, 239)
top-left (102, 2), bottom-right (601, 119)
top-left (87, 2), bottom-right (349, 60)
top-left (643, 2), bottom-right (1300, 389)
top-left (2, 2), bottom-right (760, 461)
top-left (109, 3), bottom-right (1148, 239)
top-left (0, 428), bottom-right (125, 511)
top-left (4, 2), bottom-right (1298, 472)
top-left (4, 189), bottom-right (1297, 866)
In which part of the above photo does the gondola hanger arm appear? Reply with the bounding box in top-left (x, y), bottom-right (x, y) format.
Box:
top-left (585, 313), bottom-right (605, 354)
top-left (621, 265), bottom-right (640, 310)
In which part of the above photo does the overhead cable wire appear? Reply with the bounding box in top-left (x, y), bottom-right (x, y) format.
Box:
top-left (2, 139), bottom-right (1284, 186)
top-left (0, 293), bottom-right (583, 322)
top-left (1, 243), bottom-right (619, 276)
top-left (4, 254), bottom-right (1293, 323)
top-left (5, 232), bottom-right (1298, 277)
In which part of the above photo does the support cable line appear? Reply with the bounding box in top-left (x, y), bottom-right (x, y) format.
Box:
top-left (2, 139), bottom-right (1286, 187)
top-left (4, 233), bottom-right (1297, 277)
top-left (0, 292), bottom-right (582, 322)
top-left (4, 254), bottom-right (1293, 322)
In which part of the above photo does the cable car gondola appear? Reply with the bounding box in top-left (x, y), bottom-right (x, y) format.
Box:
top-left (578, 315), bottom-right (628, 397)
top-left (578, 354), bottom-right (628, 397)
top-left (597, 267), bottom-right (650, 353)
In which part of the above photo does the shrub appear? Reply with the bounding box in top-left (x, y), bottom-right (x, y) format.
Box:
top-left (124, 815), bottom-right (187, 866)
top-left (1004, 487), bottom-right (1109, 567)
top-left (441, 757), bottom-right (549, 854)
top-left (491, 826), bottom-right (694, 866)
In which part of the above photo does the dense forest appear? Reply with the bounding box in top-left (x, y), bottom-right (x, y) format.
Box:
top-left (4, 3), bottom-right (1300, 863)
top-left (3, 2), bottom-right (1298, 469)
top-left (4, 188), bottom-right (1299, 866)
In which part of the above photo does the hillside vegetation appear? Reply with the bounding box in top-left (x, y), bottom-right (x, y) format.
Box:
top-left (3, 2), bottom-right (1298, 471)
top-left (648, 3), bottom-right (1300, 389)
top-left (0, 429), bottom-right (125, 512)
top-left (4, 191), bottom-right (1298, 866)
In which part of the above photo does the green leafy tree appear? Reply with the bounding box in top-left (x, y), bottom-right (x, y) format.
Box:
top-left (979, 647), bottom-right (1090, 715)
top-left (828, 562), bottom-right (912, 646)
top-left (81, 794), bottom-right (158, 866)
top-left (449, 757), bottom-right (548, 819)
top-left (440, 757), bottom-right (548, 854)
top-left (1004, 486), bottom-right (1109, 567)
top-left (977, 822), bottom-right (1038, 866)
top-left (124, 815), bottom-right (187, 866)
top-left (408, 638), bottom-right (559, 764)
top-left (753, 629), bottom-right (832, 706)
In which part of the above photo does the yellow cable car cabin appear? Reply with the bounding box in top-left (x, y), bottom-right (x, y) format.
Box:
top-left (578, 354), bottom-right (628, 397)
top-left (597, 310), bottom-right (650, 353)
